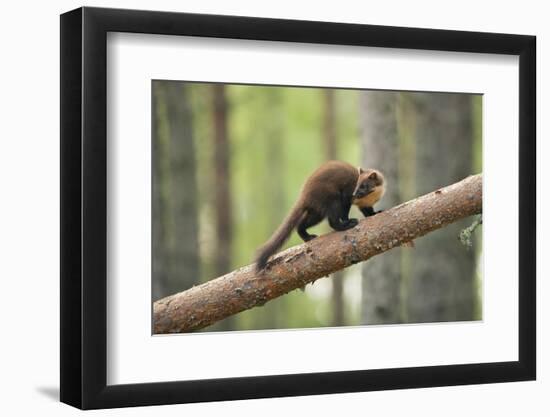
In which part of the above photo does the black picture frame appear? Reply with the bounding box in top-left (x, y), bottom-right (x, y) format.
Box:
top-left (60, 6), bottom-right (536, 410)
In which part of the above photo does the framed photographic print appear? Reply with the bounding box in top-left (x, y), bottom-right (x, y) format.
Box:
top-left (60, 6), bottom-right (536, 409)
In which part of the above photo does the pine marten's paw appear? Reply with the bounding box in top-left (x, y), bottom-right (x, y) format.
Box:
top-left (347, 218), bottom-right (358, 228)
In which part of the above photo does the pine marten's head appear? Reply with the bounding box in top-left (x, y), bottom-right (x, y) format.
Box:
top-left (352, 168), bottom-right (385, 209)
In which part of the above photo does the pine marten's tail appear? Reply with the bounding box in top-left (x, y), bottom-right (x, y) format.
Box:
top-left (255, 204), bottom-right (306, 272)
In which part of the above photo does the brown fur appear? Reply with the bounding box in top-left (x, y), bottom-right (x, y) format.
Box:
top-left (254, 202), bottom-right (307, 272)
top-left (255, 161), bottom-right (360, 271)
top-left (255, 161), bottom-right (386, 271)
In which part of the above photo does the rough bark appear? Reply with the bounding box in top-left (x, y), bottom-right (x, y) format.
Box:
top-left (154, 174), bottom-right (482, 334)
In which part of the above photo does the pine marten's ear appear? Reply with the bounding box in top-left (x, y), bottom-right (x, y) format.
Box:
top-left (358, 167), bottom-right (365, 174)
top-left (368, 172), bottom-right (377, 180)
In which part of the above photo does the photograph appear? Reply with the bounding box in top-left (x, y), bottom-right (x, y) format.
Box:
top-left (55, 4), bottom-right (537, 411)
top-left (151, 81), bottom-right (483, 333)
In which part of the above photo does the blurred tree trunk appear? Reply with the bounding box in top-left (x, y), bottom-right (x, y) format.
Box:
top-left (406, 93), bottom-right (476, 322)
top-left (395, 93), bottom-right (418, 322)
top-left (152, 81), bottom-right (200, 301)
top-left (261, 88), bottom-right (286, 329)
top-left (324, 90), bottom-right (345, 327)
top-left (471, 95), bottom-right (483, 320)
top-left (212, 84), bottom-right (235, 330)
top-left (152, 83), bottom-right (165, 300)
top-left (359, 91), bottom-right (403, 324)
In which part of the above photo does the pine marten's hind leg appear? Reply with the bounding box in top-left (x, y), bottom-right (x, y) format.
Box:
top-left (340, 193), bottom-right (357, 225)
top-left (297, 210), bottom-right (323, 242)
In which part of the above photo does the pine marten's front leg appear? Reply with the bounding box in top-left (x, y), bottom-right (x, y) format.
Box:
top-left (328, 200), bottom-right (358, 231)
top-left (340, 192), bottom-right (356, 224)
top-left (360, 206), bottom-right (384, 217)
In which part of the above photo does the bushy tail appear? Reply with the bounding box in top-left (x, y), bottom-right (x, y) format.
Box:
top-left (255, 204), bottom-right (305, 272)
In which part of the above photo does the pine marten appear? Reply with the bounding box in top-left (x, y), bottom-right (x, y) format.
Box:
top-left (255, 160), bottom-right (385, 271)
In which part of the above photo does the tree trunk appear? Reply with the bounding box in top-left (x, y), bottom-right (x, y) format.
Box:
top-left (261, 88), bottom-right (287, 329)
top-left (324, 89), bottom-right (345, 327)
top-left (152, 81), bottom-right (200, 300)
top-left (154, 174), bottom-right (482, 333)
top-left (212, 84), bottom-right (234, 330)
top-left (406, 92), bottom-right (476, 323)
top-left (152, 82), bottom-right (165, 301)
top-left (359, 91), bottom-right (403, 324)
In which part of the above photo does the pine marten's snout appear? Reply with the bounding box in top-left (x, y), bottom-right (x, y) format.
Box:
top-left (352, 184), bottom-right (373, 200)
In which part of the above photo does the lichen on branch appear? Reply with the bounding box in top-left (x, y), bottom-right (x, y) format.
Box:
top-left (459, 214), bottom-right (483, 248)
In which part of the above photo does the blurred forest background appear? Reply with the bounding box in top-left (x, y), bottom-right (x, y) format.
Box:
top-left (152, 80), bottom-right (482, 332)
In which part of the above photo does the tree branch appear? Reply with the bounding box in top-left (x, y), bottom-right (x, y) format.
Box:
top-left (154, 174), bottom-right (482, 333)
